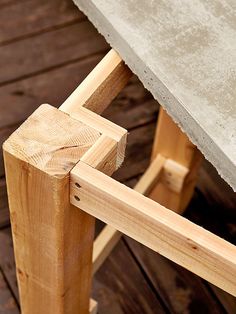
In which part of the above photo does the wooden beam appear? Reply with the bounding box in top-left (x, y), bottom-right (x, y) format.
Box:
top-left (92, 154), bottom-right (166, 274)
top-left (67, 106), bottom-right (127, 169)
top-left (3, 104), bottom-right (100, 314)
top-left (162, 159), bottom-right (189, 193)
top-left (60, 49), bottom-right (132, 114)
top-left (71, 161), bottom-right (236, 297)
top-left (134, 154), bottom-right (166, 196)
top-left (59, 49), bottom-right (128, 169)
top-left (81, 135), bottom-right (118, 175)
top-left (150, 107), bottom-right (203, 213)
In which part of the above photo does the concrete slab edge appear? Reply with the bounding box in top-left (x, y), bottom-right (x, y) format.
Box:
top-left (73, 0), bottom-right (236, 192)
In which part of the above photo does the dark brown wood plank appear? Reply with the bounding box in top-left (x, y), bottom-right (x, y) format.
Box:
top-left (125, 238), bottom-right (225, 314)
top-left (210, 286), bottom-right (236, 314)
top-left (92, 239), bottom-right (166, 314)
top-left (0, 54), bottom-right (105, 128)
top-left (0, 0), bottom-right (29, 10)
top-left (0, 20), bottom-right (108, 85)
top-left (0, 229), bottom-right (18, 302)
top-left (0, 0), bottom-right (84, 45)
top-left (0, 270), bottom-right (19, 314)
top-left (0, 178), bottom-right (10, 229)
top-left (197, 160), bottom-right (236, 213)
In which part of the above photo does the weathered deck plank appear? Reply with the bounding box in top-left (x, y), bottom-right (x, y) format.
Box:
top-left (0, 270), bottom-right (19, 314)
top-left (0, 0), bottom-right (84, 45)
top-left (0, 21), bottom-right (107, 85)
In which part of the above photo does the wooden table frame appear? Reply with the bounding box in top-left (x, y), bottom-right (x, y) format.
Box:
top-left (3, 49), bottom-right (236, 314)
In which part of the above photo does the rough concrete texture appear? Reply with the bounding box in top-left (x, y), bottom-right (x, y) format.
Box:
top-left (73, 0), bottom-right (236, 191)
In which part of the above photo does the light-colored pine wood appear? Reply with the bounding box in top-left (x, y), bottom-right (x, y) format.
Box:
top-left (3, 104), bottom-right (100, 314)
top-left (3, 48), bottom-right (131, 313)
top-left (67, 106), bottom-right (127, 168)
top-left (162, 159), bottom-right (189, 193)
top-left (89, 299), bottom-right (98, 314)
top-left (81, 134), bottom-right (128, 275)
top-left (81, 135), bottom-right (118, 175)
top-left (71, 161), bottom-right (236, 297)
top-left (60, 49), bottom-right (132, 114)
top-left (92, 153), bottom-right (166, 273)
top-left (134, 154), bottom-right (166, 196)
top-left (59, 49), bottom-right (128, 169)
top-left (150, 107), bottom-right (203, 213)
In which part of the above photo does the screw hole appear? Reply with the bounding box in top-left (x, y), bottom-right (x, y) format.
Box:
top-left (75, 182), bottom-right (81, 188)
top-left (74, 195), bottom-right (80, 201)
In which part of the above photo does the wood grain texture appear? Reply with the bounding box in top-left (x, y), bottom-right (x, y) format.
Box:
top-left (92, 240), bottom-right (166, 314)
top-left (71, 161), bottom-right (236, 296)
top-left (92, 153), bottom-right (166, 274)
top-left (125, 238), bottom-right (226, 314)
top-left (60, 49), bottom-right (132, 114)
top-left (0, 54), bottom-right (106, 177)
top-left (0, 72), bottom-right (155, 177)
top-left (60, 49), bottom-right (130, 168)
top-left (1, 0), bottom-right (236, 310)
top-left (66, 106), bottom-right (127, 169)
top-left (0, 228), bottom-right (100, 314)
top-left (150, 108), bottom-right (203, 213)
top-left (81, 135), bottom-right (118, 176)
top-left (0, 21), bottom-right (107, 85)
top-left (3, 104), bottom-right (100, 313)
top-left (0, 0), bottom-right (84, 45)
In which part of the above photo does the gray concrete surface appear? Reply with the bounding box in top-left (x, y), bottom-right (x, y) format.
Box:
top-left (73, 0), bottom-right (236, 191)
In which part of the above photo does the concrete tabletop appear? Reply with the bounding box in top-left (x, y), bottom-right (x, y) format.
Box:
top-left (73, 0), bottom-right (236, 191)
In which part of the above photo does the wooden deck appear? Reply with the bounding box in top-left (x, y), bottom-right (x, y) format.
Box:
top-left (0, 1), bottom-right (236, 313)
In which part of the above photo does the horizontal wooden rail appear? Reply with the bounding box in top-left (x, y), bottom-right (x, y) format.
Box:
top-left (59, 49), bottom-right (130, 169)
top-left (92, 154), bottom-right (166, 274)
top-left (60, 49), bottom-right (132, 114)
top-left (71, 161), bottom-right (236, 297)
top-left (92, 154), bottom-right (189, 274)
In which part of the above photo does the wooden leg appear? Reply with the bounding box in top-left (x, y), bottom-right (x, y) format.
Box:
top-left (3, 105), bottom-right (100, 314)
top-left (150, 107), bottom-right (203, 213)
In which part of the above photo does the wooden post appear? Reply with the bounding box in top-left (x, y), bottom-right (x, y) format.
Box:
top-left (3, 104), bottom-right (100, 314)
top-left (150, 107), bottom-right (203, 213)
